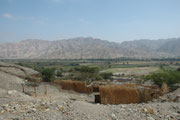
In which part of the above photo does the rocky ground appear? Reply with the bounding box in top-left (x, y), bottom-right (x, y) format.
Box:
top-left (0, 84), bottom-right (179, 120)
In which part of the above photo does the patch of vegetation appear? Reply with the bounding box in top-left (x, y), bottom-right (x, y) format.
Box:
top-left (100, 72), bottom-right (113, 80)
top-left (41, 68), bottom-right (55, 82)
top-left (56, 70), bottom-right (63, 77)
top-left (144, 69), bottom-right (180, 90)
top-left (75, 66), bottom-right (99, 74)
top-left (72, 66), bottom-right (102, 82)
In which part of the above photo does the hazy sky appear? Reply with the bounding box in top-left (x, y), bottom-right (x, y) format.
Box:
top-left (0, 0), bottom-right (180, 43)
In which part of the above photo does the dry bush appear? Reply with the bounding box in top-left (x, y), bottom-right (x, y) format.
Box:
top-left (141, 107), bottom-right (154, 114)
top-left (60, 80), bottom-right (93, 93)
top-left (161, 82), bottom-right (169, 94)
top-left (53, 80), bottom-right (61, 84)
top-left (99, 84), bottom-right (139, 104)
top-left (137, 85), bottom-right (161, 102)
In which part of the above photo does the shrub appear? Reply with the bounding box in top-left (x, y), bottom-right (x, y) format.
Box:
top-left (41, 68), bottom-right (55, 82)
top-left (94, 74), bottom-right (103, 81)
top-left (144, 69), bottom-right (180, 89)
top-left (77, 66), bottom-right (99, 74)
top-left (72, 66), bottom-right (100, 82)
top-left (56, 70), bottom-right (63, 77)
top-left (100, 72), bottom-right (113, 80)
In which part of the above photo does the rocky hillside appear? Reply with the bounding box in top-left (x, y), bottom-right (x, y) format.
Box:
top-left (0, 37), bottom-right (179, 59)
top-left (0, 62), bottom-right (40, 92)
top-left (157, 39), bottom-right (180, 56)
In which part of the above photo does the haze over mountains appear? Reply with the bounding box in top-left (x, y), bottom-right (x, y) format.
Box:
top-left (0, 37), bottom-right (179, 59)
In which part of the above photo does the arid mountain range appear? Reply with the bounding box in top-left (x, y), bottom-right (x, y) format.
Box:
top-left (0, 37), bottom-right (179, 59)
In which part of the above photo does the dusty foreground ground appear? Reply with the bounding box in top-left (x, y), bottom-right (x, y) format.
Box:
top-left (0, 83), bottom-right (179, 120)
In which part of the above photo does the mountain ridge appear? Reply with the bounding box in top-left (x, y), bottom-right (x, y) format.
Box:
top-left (0, 37), bottom-right (179, 59)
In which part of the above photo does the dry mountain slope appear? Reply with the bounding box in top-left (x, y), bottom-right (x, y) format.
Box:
top-left (120, 38), bottom-right (180, 58)
top-left (158, 39), bottom-right (180, 56)
top-left (0, 37), bottom-right (139, 59)
top-left (0, 37), bottom-right (180, 59)
top-left (120, 39), bottom-right (170, 52)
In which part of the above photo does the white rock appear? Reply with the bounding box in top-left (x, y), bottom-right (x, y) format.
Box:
top-left (111, 113), bottom-right (117, 120)
top-left (7, 90), bottom-right (17, 95)
top-left (147, 116), bottom-right (155, 120)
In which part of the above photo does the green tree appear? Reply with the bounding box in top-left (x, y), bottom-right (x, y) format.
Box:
top-left (145, 69), bottom-right (180, 89)
top-left (41, 68), bottom-right (55, 82)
